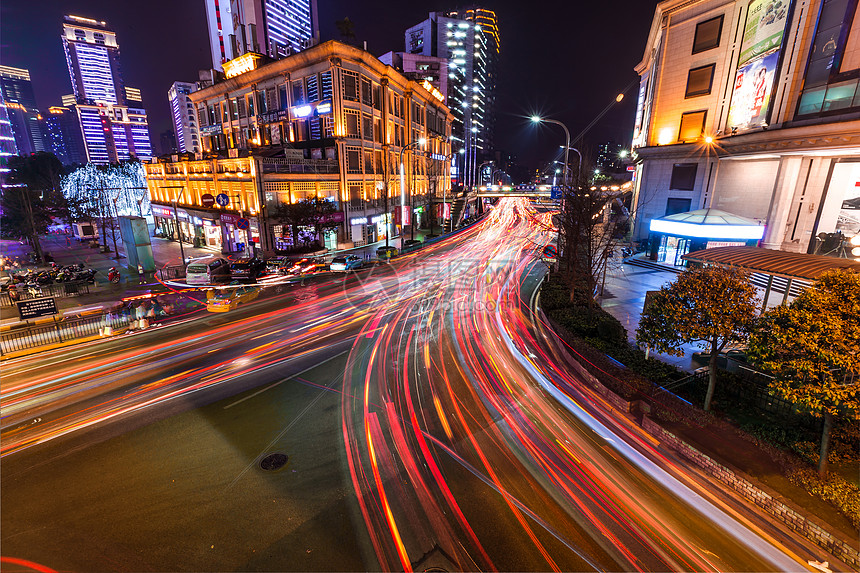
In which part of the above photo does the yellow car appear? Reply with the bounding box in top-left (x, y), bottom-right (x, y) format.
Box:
top-left (206, 283), bottom-right (261, 312)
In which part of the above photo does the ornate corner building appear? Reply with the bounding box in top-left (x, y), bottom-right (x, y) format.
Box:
top-left (144, 40), bottom-right (453, 254)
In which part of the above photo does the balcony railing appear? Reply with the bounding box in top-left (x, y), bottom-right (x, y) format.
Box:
top-left (260, 158), bottom-right (339, 175)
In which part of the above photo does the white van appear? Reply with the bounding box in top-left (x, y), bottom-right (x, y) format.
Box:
top-left (186, 258), bottom-right (230, 285)
top-left (72, 222), bottom-right (99, 241)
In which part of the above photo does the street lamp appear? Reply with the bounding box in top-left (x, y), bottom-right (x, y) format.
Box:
top-left (400, 138), bottom-right (426, 243)
top-left (160, 185), bottom-right (187, 266)
top-left (531, 116), bottom-right (571, 189)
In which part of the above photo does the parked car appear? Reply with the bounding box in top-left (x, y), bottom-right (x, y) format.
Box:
top-left (287, 257), bottom-right (327, 275)
top-left (186, 258), bottom-right (231, 285)
top-left (376, 246), bottom-right (399, 260)
top-left (230, 257), bottom-right (265, 282)
top-left (265, 256), bottom-right (290, 276)
top-left (330, 255), bottom-right (363, 272)
top-left (206, 282), bottom-right (261, 312)
top-left (403, 239), bottom-right (422, 249)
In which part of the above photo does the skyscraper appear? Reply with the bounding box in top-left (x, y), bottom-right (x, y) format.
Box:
top-left (43, 106), bottom-right (87, 166)
top-left (204, 0), bottom-right (319, 72)
top-left (61, 15), bottom-right (153, 163)
top-left (405, 8), bottom-right (499, 187)
top-left (0, 65), bottom-right (47, 155)
top-left (168, 82), bottom-right (201, 153)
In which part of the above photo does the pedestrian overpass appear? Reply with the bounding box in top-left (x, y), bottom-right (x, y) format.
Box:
top-left (476, 184), bottom-right (561, 199)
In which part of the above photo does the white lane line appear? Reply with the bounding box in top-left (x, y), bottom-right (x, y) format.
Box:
top-left (222, 348), bottom-right (349, 409)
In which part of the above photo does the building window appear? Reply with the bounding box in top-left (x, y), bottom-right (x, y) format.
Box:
top-left (321, 71), bottom-right (333, 100)
top-left (373, 84), bottom-right (382, 111)
top-left (345, 146), bottom-right (362, 173)
top-left (246, 94), bottom-right (255, 117)
top-left (349, 183), bottom-right (362, 209)
top-left (670, 164), bottom-right (697, 191)
top-left (678, 110), bottom-right (706, 142)
top-left (364, 150), bottom-right (375, 174)
top-left (685, 64), bottom-right (715, 98)
top-left (344, 110), bottom-right (360, 137)
top-left (306, 75), bottom-right (319, 102)
top-left (665, 198), bottom-right (693, 216)
top-left (361, 77), bottom-right (372, 106)
top-left (362, 114), bottom-right (373, 141)
top-left (342, 70), bottom-right (359, 102)
top-left (292, 80), bottom-right (305, 106)
top-left (692, 15), bottom-right (723, 54)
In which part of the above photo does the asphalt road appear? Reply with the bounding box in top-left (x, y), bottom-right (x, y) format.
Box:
top-left (0, 199), bottom-right (831, 572)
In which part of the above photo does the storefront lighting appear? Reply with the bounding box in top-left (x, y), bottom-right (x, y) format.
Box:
top-left (650, 219), bottom-right (765, 240)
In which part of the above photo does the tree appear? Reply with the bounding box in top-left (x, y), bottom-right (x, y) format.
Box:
top-left (747, 269), bottom-right (860, 476)
top-left (1, 153), bottom-right (65, 260)
top-left (272, 197), bottom-right (337, 248)
top-left (557, 163), bottom-right (631, 301)
top-left (336, 17), bottom-right (358, 46)
top-left (636, 266), bottom-right (759, 411)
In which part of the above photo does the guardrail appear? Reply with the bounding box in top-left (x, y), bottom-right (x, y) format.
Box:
top-left (0, 311), bottom-right (130, 356)
top-left (0, 281), bottom-right (92, 308)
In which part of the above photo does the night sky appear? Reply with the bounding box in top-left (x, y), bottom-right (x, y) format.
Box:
top-left (0, 0), bottom-right (659, 169)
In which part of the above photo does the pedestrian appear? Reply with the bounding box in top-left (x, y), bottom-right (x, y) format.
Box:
top-left (66, 235), bottom-right (71, 247)
top-left (138, 263), bottom-right (145, 285)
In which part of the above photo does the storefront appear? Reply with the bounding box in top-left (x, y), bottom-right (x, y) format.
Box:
top-left (220, 213), bottom-right (260, 254)
top-left (648, 209), bottom-right (764, 266)
top-left (151, 204), bottom-right (222, 250)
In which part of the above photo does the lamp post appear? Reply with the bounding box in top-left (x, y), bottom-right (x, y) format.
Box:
top-left (400, 138), bottom-right (426, 244)
top-left (160, 185), bottom-right (187, 266)
top-left (531, 116), bottom-right (571, 190)
top-left (559, 144), bottom-right (583, 187)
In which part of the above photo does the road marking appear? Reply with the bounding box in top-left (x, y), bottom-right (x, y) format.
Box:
top-left (222, 349), bottom-right (348, 409)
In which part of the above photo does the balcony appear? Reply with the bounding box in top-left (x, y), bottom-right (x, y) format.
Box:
top-left (260, 158), bottom-right (339, 175)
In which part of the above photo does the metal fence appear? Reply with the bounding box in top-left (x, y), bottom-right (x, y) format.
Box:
top-left (0, 281), bottom-right (92, 308)
top-left (157, 265), bottom-right (186, 280)
top-left (0, 311), bottom-right (131, 355)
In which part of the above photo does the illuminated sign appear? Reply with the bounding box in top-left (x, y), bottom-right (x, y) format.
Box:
top-left (223, 52), bottom-right (264, 79)
top-left (257, 109), bottom-right (289, 123)
top-left (200, 124), bottom-right (222, 135)
top-left (421, 80), bottom-right (445, 103)
top-left (290, 100), bottom-right (332, 120)
top-left (727, 0), bottom-right (793, 132)
top-left (649, 219), bottom-right (765, 240)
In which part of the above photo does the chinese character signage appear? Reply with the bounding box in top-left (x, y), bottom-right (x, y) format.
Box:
top-left (17, 297), bottom-right (58, 320)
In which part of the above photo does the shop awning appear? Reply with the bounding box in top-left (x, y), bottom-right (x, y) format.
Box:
top-left (682, 246), bottom-right (860, 281)
top-left (649, 208), bottom-right (765, 240)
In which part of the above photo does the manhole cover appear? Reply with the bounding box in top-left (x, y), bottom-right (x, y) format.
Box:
top-left (259, 452), bottom-right (289, 471)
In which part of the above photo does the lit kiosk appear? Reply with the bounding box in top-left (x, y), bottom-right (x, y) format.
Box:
top-left (647, 209), bottom-right (765, 266)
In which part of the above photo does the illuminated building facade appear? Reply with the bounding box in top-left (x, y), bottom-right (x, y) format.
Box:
top-left (168, 82), bottom-right (201, 154)
top-left (405, 8), bottom-right (499, 187)
top-left (145, 40), bottom-right (453, 254)
top-left (204, 0), bottom-right (319, 72)
top-left (0, 65), bottom-right (47, 155)
top-left (43, 106), bottom-right (87, 166)
top-left (61, 15), bottom-right (153, 163)
top-left (632, 0), bottom-right (860, 262)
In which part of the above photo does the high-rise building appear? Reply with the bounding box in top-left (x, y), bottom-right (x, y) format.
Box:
top-left (378, 52), bottom-right (449, 104)
top-left (405, 8), bottom-right (499, 187)
top-left (0, 65), bottom-right (47, 155)
top-left (168, 82), bottom-right (201, 153)
top-left (0, 91), bottom-right (17, 178)
top-left (204, 0), bottom-right (319, 71)
top-left (43, 106), bottom-right (87, 166)
top-left (61, 15), bottom-right (153, 163)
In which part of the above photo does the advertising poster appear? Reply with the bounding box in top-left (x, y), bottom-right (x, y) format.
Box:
top-left (726, 49), bottom-right (780, 130)
top-left (727, 0), bottom-right (793, 131)
top-left (739, 0), bottom-right (791, 64)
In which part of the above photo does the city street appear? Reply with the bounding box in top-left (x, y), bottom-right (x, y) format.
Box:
top-left (0, 199), bottom-right (825, 572)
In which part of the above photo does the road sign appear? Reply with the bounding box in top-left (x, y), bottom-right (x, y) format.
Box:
top-left (236, 217), bottom-right (250, 230)
top-left (550, 187), bottom-right (563, 200)
top-left (215, 193), bottom-right (230, 207)
top-left (17, 297), bottom-right (58, 320)
top-left (542, 244), bottom-right (558, 258)
top-left (201, 193), bottom-right (216, 208)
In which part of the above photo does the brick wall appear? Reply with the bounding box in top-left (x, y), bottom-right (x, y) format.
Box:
top-left (642, 416), bottom-right (860, 569)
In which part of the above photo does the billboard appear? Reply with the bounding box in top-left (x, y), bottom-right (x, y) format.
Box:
top-left (727, 0), bottom-right (793, 131)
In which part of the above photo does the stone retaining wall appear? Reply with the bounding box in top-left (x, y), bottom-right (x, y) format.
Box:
top-left (642, 416), bottom-right (859, 569)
